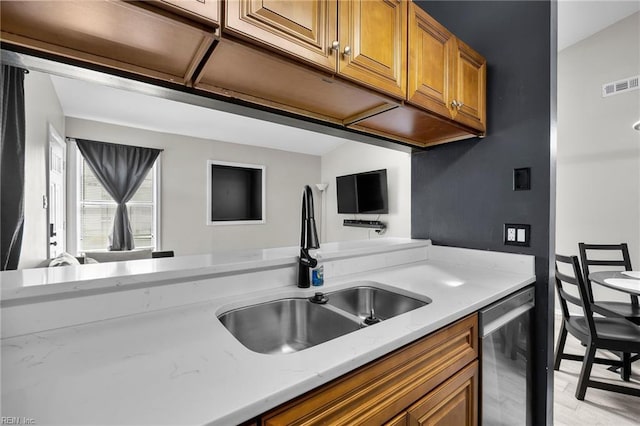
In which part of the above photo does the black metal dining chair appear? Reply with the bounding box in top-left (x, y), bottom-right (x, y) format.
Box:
top-left (554, 254), bottom-right (640, 399)
top-left (578, 243), bottom-right (640, 325)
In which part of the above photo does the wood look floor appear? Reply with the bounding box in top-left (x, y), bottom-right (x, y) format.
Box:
top-left (553, 314), bottom-right (640, 425)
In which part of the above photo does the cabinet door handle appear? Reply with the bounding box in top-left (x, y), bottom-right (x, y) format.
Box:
top-left (457, 101), bottom-right (464, 109)
top-left (331, 41), bottom-right (340, 52)
top-left (451, 100), bottom-right (458, 109)
top-left (343, 46), bottom-right (351, 56)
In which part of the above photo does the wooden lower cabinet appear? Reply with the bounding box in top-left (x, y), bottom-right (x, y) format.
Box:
top-left (260, 314), bottom-right (478, 426)
top-left (404, 362), bottom-right (478, 426)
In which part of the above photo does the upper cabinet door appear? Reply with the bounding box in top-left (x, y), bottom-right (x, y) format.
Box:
top-left (224, 0), bottom-right (337, 71)
top-left (337, 0), bottom-right (407, 99)
top-left (407, 3), bottom-right (453, 120)
top-left (158, 0), bottom-right (219, 25)
top-left (450, 38), bottom-right (486, 132)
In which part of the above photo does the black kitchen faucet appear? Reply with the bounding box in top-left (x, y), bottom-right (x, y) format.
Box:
top-left (298, 185), bottom-right (319, 288)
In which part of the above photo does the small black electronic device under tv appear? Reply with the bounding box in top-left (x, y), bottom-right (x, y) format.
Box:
top-left (343, 219), bottom-right (386, 230)
top-left (336, 169), bottom-right (388, 214)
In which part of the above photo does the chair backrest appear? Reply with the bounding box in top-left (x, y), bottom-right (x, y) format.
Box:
top-left (578, 242), bottom-right (635, 304)
top-left (555, 254), bottom-right (596, 334)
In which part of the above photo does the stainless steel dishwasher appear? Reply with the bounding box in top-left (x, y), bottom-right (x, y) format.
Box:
top-left (480, 286), bottom-right (534, 426)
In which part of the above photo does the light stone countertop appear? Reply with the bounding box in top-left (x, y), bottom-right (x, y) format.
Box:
top-left (1, 246), bottom-right (535, 426)
top-left (0, 238), bottom-right (430, 302)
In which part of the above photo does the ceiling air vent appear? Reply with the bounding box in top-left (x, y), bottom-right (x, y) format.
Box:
top-left (602, 75), bottom-right (639, 97)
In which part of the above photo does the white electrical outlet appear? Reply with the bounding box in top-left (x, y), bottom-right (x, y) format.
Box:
top-left (504, 223), bottom-right (531, 246)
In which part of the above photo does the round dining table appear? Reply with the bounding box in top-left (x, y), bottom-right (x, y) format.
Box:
top-left (589, 271), bottom-right (640, 296)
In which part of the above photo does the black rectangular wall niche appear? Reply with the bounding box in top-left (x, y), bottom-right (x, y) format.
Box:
top-left (209, 163), bottom-right (263, 222)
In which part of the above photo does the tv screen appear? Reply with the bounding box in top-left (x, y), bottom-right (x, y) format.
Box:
top-left (336, 169), bottom-right (388, 214)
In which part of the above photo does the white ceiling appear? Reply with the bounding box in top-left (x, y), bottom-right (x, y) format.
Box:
top-left (558, 0), bottom-right (640, 51)
top-left (50, 75), bottom-right (347, 156)
top-left (50, 2), bottom-right (639, 153)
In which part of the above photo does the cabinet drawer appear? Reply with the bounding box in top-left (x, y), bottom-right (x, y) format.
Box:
top-left (406, 361), bottom-right (478, 426)
top-left (262, 314), bottom-right (478, 425)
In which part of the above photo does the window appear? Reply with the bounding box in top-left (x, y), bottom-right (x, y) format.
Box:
top-left (77, 156), bottom-right (159, 252)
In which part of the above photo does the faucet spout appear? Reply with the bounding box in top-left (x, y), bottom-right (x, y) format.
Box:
top-left (300, 185), bottom-right (320, 249)
top-left (298, 185), bottom-right (320, 288)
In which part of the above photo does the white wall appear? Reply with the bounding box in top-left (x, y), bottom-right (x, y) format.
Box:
top-left (320, 141), bottom-right (411, 242)
top-left (557, 12), bottom-right (640, 303)
top-left (20, 72), bottom-right (65, 268)
top-left (65, 118), bottom-right (321, 255)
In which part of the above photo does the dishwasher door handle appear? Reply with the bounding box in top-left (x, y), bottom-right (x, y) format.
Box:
top-left (481, 302), bottom-right (534, 337)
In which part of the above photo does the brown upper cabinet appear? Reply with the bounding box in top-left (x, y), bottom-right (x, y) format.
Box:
top-left (407, 2), bottom-right (486, 133)
top-left (223, 0), bottom-right (338, 71)
top-left (407, 4), bottom-right (454, 121)
top-left (154, 0), bottom-right (220, 26)
top-left (337, 0), bottom-right (407, 99)
top-left (449, 38), bottom-right (486, 132)
top-left (0, 1), bottom-right (215, 85)
top-left (224, 0), bottom-right (407, 99)
top-left (1, 0), bottom-right (487, 148)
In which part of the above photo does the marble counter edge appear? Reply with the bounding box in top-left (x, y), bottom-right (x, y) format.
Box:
top-left (1, 239), bottom-right (432, 303)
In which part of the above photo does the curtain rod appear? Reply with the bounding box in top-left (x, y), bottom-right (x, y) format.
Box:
top-left (65, 137), bottom-right (164, 152)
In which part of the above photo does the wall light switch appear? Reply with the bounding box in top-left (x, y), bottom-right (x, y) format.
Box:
top-left (514, 168), bottom-right (531, 191)
top-left (504, 224), bottom-right (531, 247)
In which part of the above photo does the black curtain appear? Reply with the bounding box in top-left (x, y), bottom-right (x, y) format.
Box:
top-left (76, 139), bottom-right (161, 251)
top-left (1, 65), bottom-right (26, 271)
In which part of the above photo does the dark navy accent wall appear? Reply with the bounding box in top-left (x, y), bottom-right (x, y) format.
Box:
top-left (411, 1), bottom-right (554, 424)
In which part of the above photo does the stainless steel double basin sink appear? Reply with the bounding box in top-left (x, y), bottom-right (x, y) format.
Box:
top-left (218, 283), bottom-right (431, 354)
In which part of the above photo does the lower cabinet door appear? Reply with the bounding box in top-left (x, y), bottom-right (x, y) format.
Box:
top-left (406, 361), bottom-right (478, 426)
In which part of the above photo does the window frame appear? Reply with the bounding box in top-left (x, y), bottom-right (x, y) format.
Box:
top-left (70, 142), bottom-right (161, 254)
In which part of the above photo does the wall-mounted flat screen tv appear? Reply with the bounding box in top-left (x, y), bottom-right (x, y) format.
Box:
top-left (336, 169), bottom-right (388, 214)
